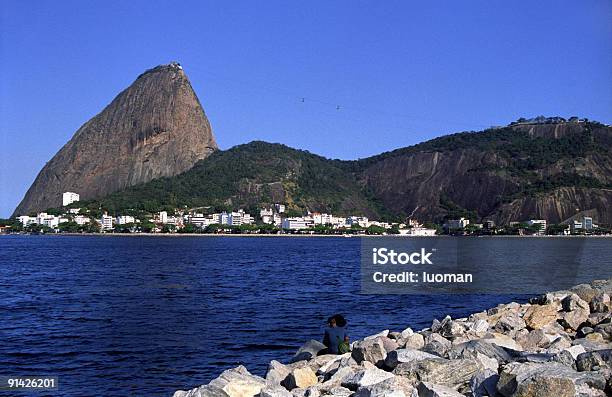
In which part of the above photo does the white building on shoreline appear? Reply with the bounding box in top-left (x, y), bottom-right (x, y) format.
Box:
top-left (398, 227), bottom-right (437, 236)
top-left (116, 215), bottom-right (136, 225)
top-left (527, 219), bottom-right (547, 235)
top-left (282, 217), bottom-right (309, 230)
top-left (159, 211), bottom-right (168, 224)
top-left (100, 214), bottom-right (114, 230)
top-left (444, 217), bottom-right (470, 230)
top-left (228, 210), bottom-right (253, 226)
top-left (74, 215), bottom-right (90, 226)
top-left (347, 216), bottom-right (369, 228)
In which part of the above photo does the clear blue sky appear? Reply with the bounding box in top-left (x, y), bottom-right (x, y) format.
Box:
top-left (1, 1), bottom-right (611, 217)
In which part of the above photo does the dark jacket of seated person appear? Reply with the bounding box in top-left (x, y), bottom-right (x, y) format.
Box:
top-left (323, 315), bottom-right (348, 354)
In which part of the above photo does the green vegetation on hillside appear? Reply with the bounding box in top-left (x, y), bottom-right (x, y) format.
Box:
top-left (83, 141), bottom-right (393, 218)
top-left (352, 122), bottom-right (607, 172)
top-left (72, 121), bottom-right (612, 222)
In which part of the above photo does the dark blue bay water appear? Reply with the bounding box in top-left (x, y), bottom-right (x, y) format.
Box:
top-left (0, 236), bottom-right (610, 396)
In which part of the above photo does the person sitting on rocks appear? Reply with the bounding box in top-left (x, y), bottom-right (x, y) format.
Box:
top-left (323, 314), bottom-right (350, 354)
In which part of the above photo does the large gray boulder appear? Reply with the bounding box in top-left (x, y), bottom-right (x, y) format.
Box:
top-left (422, 333), bottom-right (452, 357)
top-left (587, 312), bottom-right (611, 327)
top-left (494, 311), bottom-right (526, 335)
top-left (469, 369), bottom-right (500, 397)
top-left (352, 376), bottom-right (414, 397)
top-left (559, 310), bottom-right (590, 331)
top-left (384, 348), bottom-right (440, 370)
top-left (431, 317), bottom-right (449, 334)
top-left (415, 382), bottom-right (464, 397)
top-left (439, 319), bottom-right (466, 339)
top-left (352, 338), bottom-right (388, 366)
top-left (469, 319), bottom-right (490, 337)
top-left (341, 367), bottom-right (395, 390)
top-left (448, 339), bottom-right (512, 364)
top-left (497, 362), bottom-right (606, 397)
top-left (559, 294), bottom-right (591, 331)
top-left (590, 293), bottom-right (611, 313)
top-left (209, 366), bottom-right (266, 397)
top-left (259, 385), bottom-right (293, 397)
top-left (404, 333), bottom-right (425, 350)
top-left (400, 327), bottom-right (415, 339)
top-left (175, 366), bottom-right (265, 397)
top-left (325, 386), bottom-right (352, 397)
top-left (480, 333), bottom-right (523, 351)
top-left (516, 329), bottom-right (552, 351)
top-left (393, 358), bottom-right (480, 390)
top-left (570, 284), bottom-right (600, 305)
top-left (597, 324), bottom-right (612, 340)
top-left (266, 360), bottom-right (291, 386)
top-left (575, 349), bottom-right (612, 371)
top-left (572, 337), bottom-right (612, 352)
top-left (319, 366), bottom-right (355, 389)
top-left (291, 340), bottom-right (327, 363)
top-left (317, 353), bottom-right (354, 378)
top-left (173, 385), bottom-right (230, 397)
top-left (304, 355), bottom-right (342, 375)
top-left (561, 345), bottom-right (587, 360)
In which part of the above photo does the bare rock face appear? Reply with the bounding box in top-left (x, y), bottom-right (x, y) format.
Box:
top-left (359, 121), bottom-right (612, 224)
top-left (13, 62), bottom-right (217, 215)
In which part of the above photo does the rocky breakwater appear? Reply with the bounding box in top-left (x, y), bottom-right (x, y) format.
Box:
top-left (173, 279), bottom-right (612, 397)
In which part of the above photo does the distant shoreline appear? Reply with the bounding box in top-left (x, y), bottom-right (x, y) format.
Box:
top-left (3, 233), bottom-right (612, 238)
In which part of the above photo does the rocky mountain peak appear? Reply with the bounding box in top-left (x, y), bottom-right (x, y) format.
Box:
top-left (14, 63), bottom-right (218, 216)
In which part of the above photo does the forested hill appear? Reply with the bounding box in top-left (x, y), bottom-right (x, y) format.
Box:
top-left (84, 141), bottom-right (392, 219)
top-left (72, 119), bottom-right (612, 225)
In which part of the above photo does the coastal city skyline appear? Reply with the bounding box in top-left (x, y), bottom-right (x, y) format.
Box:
top-left (7, 187), bottom-right (605, 237)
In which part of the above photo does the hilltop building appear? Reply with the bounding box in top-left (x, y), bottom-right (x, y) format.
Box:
top-left (62, 192), bottom-right (80, 207)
